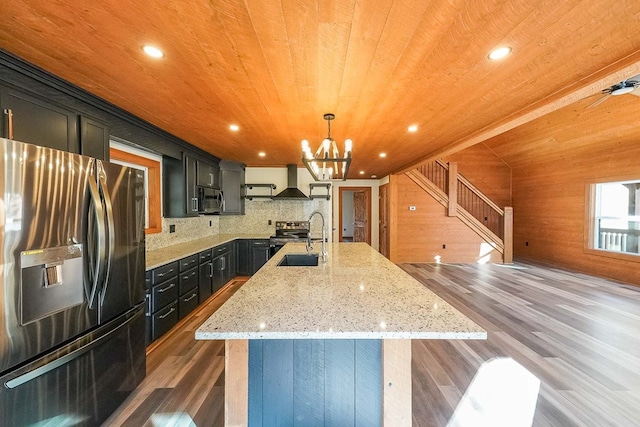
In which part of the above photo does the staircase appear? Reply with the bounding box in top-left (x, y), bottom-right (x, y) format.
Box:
top-left (406, 160), bottom-right (513, 263)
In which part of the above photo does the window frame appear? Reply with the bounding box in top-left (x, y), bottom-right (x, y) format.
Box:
top-left (110, 147), bottom-right (162, 234)
top-left (584, 175), bottom-right (640, 262)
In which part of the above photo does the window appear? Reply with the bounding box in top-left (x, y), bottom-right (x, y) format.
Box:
top-left (588, 179), bottom-right (640, 258)
top-left (110, 143), bottom-right (162, 234)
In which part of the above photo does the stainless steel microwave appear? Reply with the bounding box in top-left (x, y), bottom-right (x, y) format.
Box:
top-left (198, 186), bottom-right (223, 214)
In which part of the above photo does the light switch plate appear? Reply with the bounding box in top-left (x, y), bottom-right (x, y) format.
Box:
top-left (409, 205), bottom-right (416, 211)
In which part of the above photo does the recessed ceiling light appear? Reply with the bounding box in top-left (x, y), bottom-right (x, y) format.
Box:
top-left (379, 153), bottom-right (387, 158)
top-left (229, 124), bottom-right (240, 131)
top-left (258, 152), bottom-right (266, 157)
top-left (371, 174), bottom-right (378, 179)
top-left (408, 125), bottom-right (418, 132)
top-left (488, 46), bottom-right (511, 60)
top-left (359, 171), bottom-right (365, 175)
top-left (142, 45), bottom-right (164, 58)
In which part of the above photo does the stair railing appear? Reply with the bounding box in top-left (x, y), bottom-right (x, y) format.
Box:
top-left (411, 160), bottom-right (513, 263)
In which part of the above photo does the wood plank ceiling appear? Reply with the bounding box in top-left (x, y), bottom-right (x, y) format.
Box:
top-left (1, 1), bottom-right (640, 178)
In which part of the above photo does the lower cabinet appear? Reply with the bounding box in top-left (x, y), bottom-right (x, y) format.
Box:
top-left (236, 239), bottom-right (251, 276)
top-left (146, 261), bottom-right (179, 344)
top-left (146, 239), bottom-right (261, 346)
top-left (199, 249), bottom-right (213, 303)
top-left (251, 239), bottom-right (271, 275)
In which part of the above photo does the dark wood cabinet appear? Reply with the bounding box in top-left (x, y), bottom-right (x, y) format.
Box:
top-left (79, 115), bottom-right (109, 160)
top-left (251, 239), bottom-right (271, 275)
top-left (220, 160), bottom-right (245, 215)
top-left (147, 261), bottom-right (179, 343)
top-left (1, 85), bottom-right (78, 152)
top-left (163, 154), bottom-right (200, 217)
top-left (236, 239), bottom-right (251, 276)
top-left (198, 249), bottom-right (213, 303)
top-left (146, 238), bottom-right (264, 346)
top-left (197, 160), bottom-right (220, 188)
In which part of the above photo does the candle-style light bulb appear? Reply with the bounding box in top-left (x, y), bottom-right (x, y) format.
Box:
top-left (344, 139), bottom-right (352, 153)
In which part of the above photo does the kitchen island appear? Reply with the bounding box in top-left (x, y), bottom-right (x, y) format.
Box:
top-left (196, 242), bottom-right (486, 426)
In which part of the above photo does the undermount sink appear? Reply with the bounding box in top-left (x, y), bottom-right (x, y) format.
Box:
top-left (277, 253), bottom-right (319, 266)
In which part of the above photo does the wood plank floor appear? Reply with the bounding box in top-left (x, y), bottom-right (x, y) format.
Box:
top-left (103, 263), bottom-right (640, 426)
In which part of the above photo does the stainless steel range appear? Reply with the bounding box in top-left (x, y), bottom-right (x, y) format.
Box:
top-left (269, 221), bottom-right (310, 255)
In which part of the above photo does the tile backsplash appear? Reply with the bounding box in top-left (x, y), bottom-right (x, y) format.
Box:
top-left (145, 199), bottom-right (331, 252)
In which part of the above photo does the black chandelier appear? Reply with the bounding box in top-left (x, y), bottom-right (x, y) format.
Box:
top-left (301, 113), bottom-right (352, 181)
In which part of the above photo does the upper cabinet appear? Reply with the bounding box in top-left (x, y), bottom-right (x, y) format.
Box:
top-left (163, 154), bottom-right (199, 218)
top-left (163, 153), bottom-right (221, 218)
top-left (1, 85), bottom-right (78, 153)
top-left (220, 160), bottom-right (245, 215)
top-left (79, 115), bottom-right (109, 161)
top-left (196, 160), bottom-right (220, 189)
top-left (0, 85), bottom-right (109, 160)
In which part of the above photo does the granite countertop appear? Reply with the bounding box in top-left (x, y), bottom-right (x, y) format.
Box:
top-left (196, 242), bottom-right (487, 340)
top-left (146, 233), bottom-right (271, 270)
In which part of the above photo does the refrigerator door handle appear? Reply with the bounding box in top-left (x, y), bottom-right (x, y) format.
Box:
top-left (97, 167), bottom-right (116, 306)
top-left (87, 177), bottom-right (106, 309)
top-left (4, 307), bottom-right (142, 389)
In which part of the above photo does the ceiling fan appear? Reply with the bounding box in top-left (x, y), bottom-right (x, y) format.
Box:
top-left (587, 74), bottom-right (640, 108)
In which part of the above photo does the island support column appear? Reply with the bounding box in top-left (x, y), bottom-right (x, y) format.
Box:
top-left (225, 338), bottom-right (411, 426)
top-left (225, 339), bottom-right (248, 427)
top-left (383, 339), bottom-right (412, 426)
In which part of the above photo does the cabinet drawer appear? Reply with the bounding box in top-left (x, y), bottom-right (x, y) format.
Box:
top-left (178, 287), bottom-right (199, 319)
top-left (179, 254), bottom-right (199, 272)
top-left (213, 244), bottom-right (230, 257)
top-left (152, 301), bottom-right (178, 341)
top-left (199, 249), bottom-right (212, 263)
top-left (179, 267), bottom-right (199, 295)
top-left (152, 261), bottom-right (178, 284)
top-left (151, 277), bottom-right (178, 312)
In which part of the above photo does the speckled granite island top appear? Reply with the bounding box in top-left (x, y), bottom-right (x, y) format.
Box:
top-left (146, 233), bottom-right (271, 270)
top-left (196, 242), bottom-right (486, 340)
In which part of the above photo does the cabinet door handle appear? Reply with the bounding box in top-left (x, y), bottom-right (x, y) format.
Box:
top-left (157, 282), bottom-right (176, 293)
top-left (158, 307), bottom-right (176, 319)
top-left (3, 109), bottom-right (13, 140)
top-left (209, 173), bottom-right (214, 186)
top-left (157, 268), bottom-right (174, 278)
top-left (184, 293), bottom-right (197, 302)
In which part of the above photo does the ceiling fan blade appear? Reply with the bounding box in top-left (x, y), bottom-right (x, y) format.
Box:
top-left (586, 93), bottom-right (610, 108)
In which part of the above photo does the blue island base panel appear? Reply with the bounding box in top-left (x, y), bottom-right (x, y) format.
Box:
top-left (248, 339), bottom-right (383, 427)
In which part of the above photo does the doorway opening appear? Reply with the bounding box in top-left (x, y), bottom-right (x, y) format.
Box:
top-left (339, 187), bottom-right (371, 244)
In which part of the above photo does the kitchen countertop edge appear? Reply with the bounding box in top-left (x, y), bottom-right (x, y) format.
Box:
top-left (146, 233), bottom-right (272, 270)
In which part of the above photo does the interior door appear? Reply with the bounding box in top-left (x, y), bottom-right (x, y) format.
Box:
top-left (353, 190), bottom-right (370, 244)
top-left (379, 184), bottom-right (389, 258)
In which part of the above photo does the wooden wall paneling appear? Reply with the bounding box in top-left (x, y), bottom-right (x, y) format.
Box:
top-left (393, 174), bottom-right (502, 263)
top-left (510, 137), bottom-right (640, 285)
top-left (445, 143), bottom-right (512, 208)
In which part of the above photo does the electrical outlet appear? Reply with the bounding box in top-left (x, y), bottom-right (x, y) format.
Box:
top-left (442, 244), bottom-right (446, 249)
top-left (525, 241), bottom-right (529, 246)
top-left (169, 224), bottom-right (176, 233)
top-left (268, 219), bottom-right (272, 225)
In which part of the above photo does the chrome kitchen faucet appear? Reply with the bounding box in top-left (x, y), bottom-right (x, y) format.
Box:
top-left (307, 211), bottom-right (327, 263)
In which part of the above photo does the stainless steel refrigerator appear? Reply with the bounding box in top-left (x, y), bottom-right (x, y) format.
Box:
top-left (0, 137), bottom-right (146, 426)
